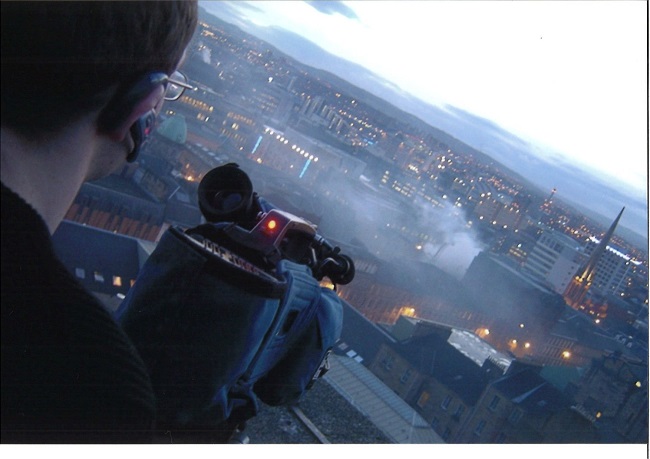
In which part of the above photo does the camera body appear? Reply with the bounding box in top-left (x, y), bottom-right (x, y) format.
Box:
top-left (196, 163), bottom-right (354, 286)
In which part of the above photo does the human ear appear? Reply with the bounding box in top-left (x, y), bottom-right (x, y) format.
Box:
top-left (96, 72), bottom-right (168, 140)
top-left (103, 85), bottom-right (165, 143)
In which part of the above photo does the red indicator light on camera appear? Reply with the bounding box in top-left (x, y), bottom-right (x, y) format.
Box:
top-left (266, 219), bottom-right (278, 231)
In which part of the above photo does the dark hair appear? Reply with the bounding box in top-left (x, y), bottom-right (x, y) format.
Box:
top-left (1, 1), bottom-right (198, 139)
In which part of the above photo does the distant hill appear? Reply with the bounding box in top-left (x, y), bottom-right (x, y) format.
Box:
top-left (198, 7), bottom-right (540, 191)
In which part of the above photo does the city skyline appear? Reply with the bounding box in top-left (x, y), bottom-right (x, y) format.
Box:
top-left (49, 12), bottom-right (647, 444)
top-left (200, 0), bottom-right (648, 242)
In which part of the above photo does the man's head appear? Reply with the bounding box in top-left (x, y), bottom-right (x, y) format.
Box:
top-left (1, 1), bottom-right (198, 233)
top-left (1, 1), bottom-right (198, 143)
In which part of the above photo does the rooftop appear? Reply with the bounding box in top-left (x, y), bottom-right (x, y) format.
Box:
top-left (245, 354), bottom-right (443, 444)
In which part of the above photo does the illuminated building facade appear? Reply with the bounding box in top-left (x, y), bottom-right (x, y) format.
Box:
top-left (522, 228), bottom-right (586, 294)
top-left (249, 126), bottom-right (366, 184)
top-left (471, 190), bottom-right (524, 230)
top-left (582, 236), bottom-right (639, 298)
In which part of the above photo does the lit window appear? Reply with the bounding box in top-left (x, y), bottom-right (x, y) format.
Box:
top-left (94, 272), bottom-right (104, 282)
top-left (417, 391), bottom-right (430, 408)
top-left (113, 276), bottom-right (122, 287)
top-left (75, 268), bottom-right (86, 279)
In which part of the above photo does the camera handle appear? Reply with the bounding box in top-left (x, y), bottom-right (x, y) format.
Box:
top-left (310, 235), bottom-right (355, 285)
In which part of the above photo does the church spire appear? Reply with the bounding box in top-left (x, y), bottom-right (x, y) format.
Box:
top-left (578, 207), bottom-right (624, 283)
top-left (564, 207), bottom-right (625, 308)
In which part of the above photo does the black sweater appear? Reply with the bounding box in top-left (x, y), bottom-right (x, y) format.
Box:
top-left (1, 183), bottom-right (156, 443)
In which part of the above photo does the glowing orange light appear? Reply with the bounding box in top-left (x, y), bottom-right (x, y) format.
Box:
top-left (266, 219), bottom-right (278, 231)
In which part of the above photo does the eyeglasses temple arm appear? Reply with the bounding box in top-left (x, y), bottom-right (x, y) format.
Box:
top-left (168, 78), bottom-right (196, 91)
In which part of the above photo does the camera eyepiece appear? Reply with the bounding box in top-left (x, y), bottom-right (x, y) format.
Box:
top-left (198, 163), bottom-right (255, 224)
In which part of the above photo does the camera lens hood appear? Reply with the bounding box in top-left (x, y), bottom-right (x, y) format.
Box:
top-left (198, 163), bottom-right (254, 224)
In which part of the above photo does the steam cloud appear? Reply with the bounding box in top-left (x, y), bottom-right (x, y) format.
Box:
top-left (312, 171), bottom-right (486, 280)
top-left (412, 199), bottom-right (486, 279)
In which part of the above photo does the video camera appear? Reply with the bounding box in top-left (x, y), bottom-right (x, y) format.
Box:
top-left (195, 163), bottom-right (355, 286)
top-left (117, 163), bottom-right (352, 440)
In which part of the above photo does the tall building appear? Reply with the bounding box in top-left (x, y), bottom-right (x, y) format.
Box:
top-left (564, 207), bottom-right (625, 309)
top-left (582, 236), bottom-right (639, 298)
top-left (299, 95), bottom-right (324, 118)
top-left (522, 228), bottom-right (586, 294)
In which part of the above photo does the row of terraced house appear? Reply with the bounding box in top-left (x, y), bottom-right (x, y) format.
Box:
top-left (336, 309), bottom-right (648, 444)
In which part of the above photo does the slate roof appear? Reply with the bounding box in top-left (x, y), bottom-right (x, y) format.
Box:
top-left (373, 258), bottom-right (472, 306)
top-left (552, 311), bottom-right (645, 360)
top-left (396, 333), bottom-right (495, 406)
top-left (492, 368), bottom-right (569, 414)
top-left (323, 355), bottom-right (444, 444)
top-left (539, 365), bottom-right (584, 391)
top-left (165, 195), bottom-right (203, 227)
top-left (90, 173), bottom-right (159, 203)
top-left (244, 355), bottom-right (444, 444)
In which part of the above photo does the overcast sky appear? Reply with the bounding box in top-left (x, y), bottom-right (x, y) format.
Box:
top-left (204, 1), bottom-right (647, 200)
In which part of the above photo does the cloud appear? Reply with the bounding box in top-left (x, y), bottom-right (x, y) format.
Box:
top-left (200, 1), bottom-right (261, 30)
top-left (305, 1), bottom-right (359, 20)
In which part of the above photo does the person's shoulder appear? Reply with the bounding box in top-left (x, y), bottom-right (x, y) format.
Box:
top-left (1, 181), bottom-right (49, 229)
